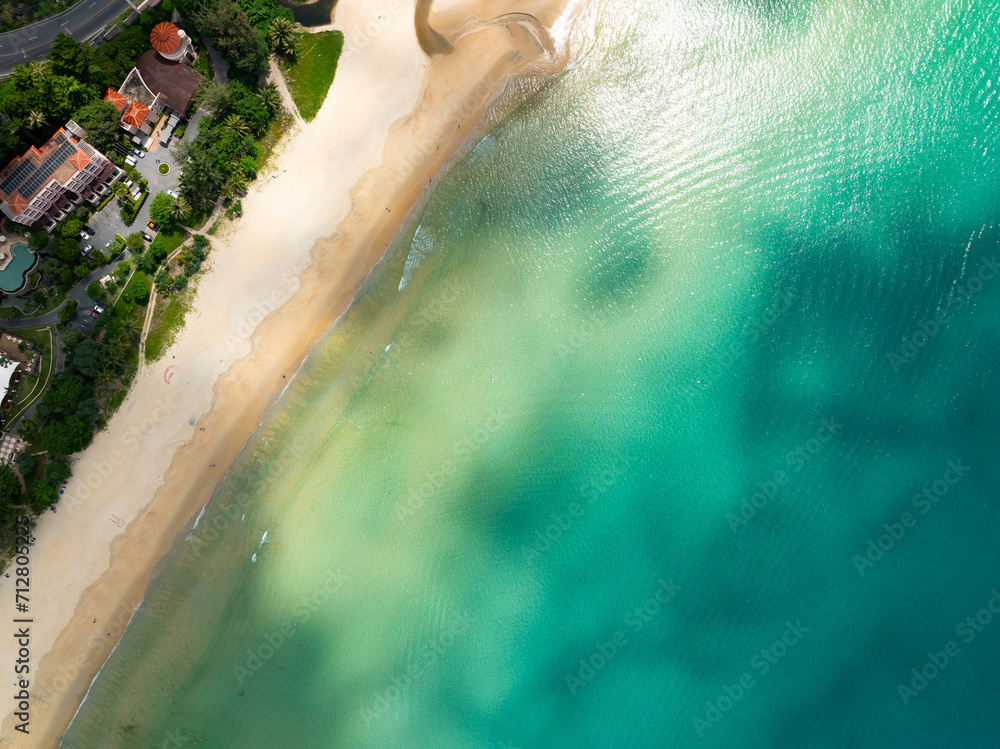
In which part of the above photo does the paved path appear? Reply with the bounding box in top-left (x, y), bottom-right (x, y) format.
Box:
top-left (269, 58), bottom-right (303, 127)
top-left (0, 0), bottom-right (131, 77)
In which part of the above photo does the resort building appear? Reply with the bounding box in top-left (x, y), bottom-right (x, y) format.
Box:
top-left (0, 122), bottom-right (118, 232)
top-left (0, 358), bottom-right (21, 411)
top-left (103, 22), bottom-right (203, 145)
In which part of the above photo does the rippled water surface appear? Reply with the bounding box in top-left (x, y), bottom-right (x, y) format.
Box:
top-left (63, 0), bottom-right (1000, 746)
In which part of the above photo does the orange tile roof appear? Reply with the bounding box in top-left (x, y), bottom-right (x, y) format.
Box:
top-left (69, 150), bottom-right (91, 171)
top-left (150, 22), bottom-right (182, 55)
top-left (104, 88), bottom-right (128, 113)
top-left (122, 99), bottom-right (150, 129)
top-left (8, 193), bottom-right (29, 215)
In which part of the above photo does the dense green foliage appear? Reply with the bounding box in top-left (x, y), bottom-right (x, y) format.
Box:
top-left (177, 81), bottom-right (276, 213)
top-left (0, 1), bottom-right (180, 164)
top-left (74, 100), bottom-right (122, 154)
top-left (0, 0), bottom-right (76, 34)
top-left (149, 192), bottom-right (175, 228)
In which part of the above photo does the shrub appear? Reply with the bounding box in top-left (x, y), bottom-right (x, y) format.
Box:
top-left (15, 451), bottom-right (36, 477)
top-left (43, 460), bottom-right (72, 488)
top-left (29, 481), bottom-right (58, 514)
top-left (126, 232), bottom-right (145, 252)
top-left (29, 231), bottom-right (49, 253)
top-left (120, 202), bottom-right (136, 224)
top-left (58, 299), bottom-right (79, 325)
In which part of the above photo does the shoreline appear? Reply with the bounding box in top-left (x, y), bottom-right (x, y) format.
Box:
top-left (0, 0), bottom-right (575, 745)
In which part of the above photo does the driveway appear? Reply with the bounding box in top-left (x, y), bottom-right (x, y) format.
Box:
top-left (79, 144), bottom-right (184, 258)
top-left (0, 0), bottom-right (131, 77)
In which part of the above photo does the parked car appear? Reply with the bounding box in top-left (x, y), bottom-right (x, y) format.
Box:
top-left (79, 230), bottom-right (90, 239)
top-left (82, 244), bottom-right (93, 254)
top-left (141, 232), bottom-right (153, 242)
top-left (90, 310), bottom-right (100, 319)
top-left (94, 304), bottom-right (105, 314)
top-left (83, 224), bottom-right (95, 234)
top-left (147, 220), bottom-right (159, 231)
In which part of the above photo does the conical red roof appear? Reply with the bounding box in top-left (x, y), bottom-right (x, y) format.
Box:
top-left (150, 22), bottom-right (182, 55)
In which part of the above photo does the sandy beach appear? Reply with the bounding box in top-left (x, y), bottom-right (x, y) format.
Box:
top-left (0, 0), bottom-right (573, 744)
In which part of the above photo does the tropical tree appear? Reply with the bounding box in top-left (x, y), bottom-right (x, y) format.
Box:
top-left (259, 82), bottom-right (281, 116)
top-left (267, 17), bottom-right (296, 57)
top-left (169, 194), bottom-right (192, 223)
top-left (223, 172), bottom-right (247, 198)
top-left (195, 80), bottom-right (232, 119)
top-left (96, 368), bottom-right (116, 388)
top-left (107, 336), bottom-right (128, 361)
top-left (222, 114), bottom-right (249, 137)
top-left (27, 60), bottom-right (51, 85)
top-left (25, 111), bottom-right (47, 130)
top-left (122, 315), bottom-right (142, 339)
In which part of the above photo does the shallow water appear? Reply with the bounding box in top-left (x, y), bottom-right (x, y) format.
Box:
top-left (62, 0), bottom-right (1000, 746)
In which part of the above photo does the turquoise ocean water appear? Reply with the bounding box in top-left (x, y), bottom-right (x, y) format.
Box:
top-left (62, 0), bottom-right (1000, 746)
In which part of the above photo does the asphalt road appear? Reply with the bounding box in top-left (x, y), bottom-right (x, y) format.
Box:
top-left (0, 0), bottom-right (131, 77)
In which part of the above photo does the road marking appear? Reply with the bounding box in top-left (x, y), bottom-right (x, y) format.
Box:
top-left (28, 35), bottom-right (37, 40)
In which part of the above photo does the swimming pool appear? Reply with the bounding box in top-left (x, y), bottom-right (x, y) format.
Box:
top-left (0, 243), bottom-right (37, 293)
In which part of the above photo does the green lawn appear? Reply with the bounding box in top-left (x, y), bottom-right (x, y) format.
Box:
top-left (157, 228), bottom-right (189, 255)
top-left (282, 31), bottom-right (344, 122)
top-left (144, 293), bottom-right (192, 363)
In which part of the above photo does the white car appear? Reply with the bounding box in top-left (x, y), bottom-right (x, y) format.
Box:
top-left (79, 230), bottom-right (90, 239)
top-left (167, 189), bottom-right (177, 197)
top-left (82, 244), bottom-right (93, 253)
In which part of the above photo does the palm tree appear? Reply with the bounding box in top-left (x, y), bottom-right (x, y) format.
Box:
top-left (96, 368), bottom-right (116, 388)
top-left (259, 83), bottom-right (281, 116)
top-left (222, 114), bottom-right (249, 137)
top-left (228, 172), bottom-right (247, 196)
top-left (107, 336), bottom-right (129, 361)
top-left (267, 17), bottom-right (296, 57)
top-left (25, 111), bottom-right (47, 130)
top-left (122, 315), bottom-right (142, 340)
top-left (169, 194), bottom-right (191, 223)
top-left (27, 61), bottom-right (50, 85)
